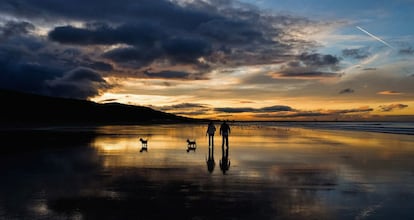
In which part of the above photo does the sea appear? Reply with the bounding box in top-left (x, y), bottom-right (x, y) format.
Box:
top-left (1, 121), bottom-right (413, 219)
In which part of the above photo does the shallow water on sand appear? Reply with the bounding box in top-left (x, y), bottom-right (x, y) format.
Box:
top-left (1, 123), bottom-right (414, 219)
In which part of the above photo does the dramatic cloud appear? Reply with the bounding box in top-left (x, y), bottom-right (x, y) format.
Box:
top-left (158, 102), bottom-right (212, 116)
top-left (143, 70), bottom-right (207, 80)
top-left (48, 22), bottom-right (167, 46)
top-left (260, 105), bottom-right (294, 112)
top-left (41, 0), bottom-right (310, 71)
top-left (0, 43), bottom-right (62, 94)
top-left (49, 23), bottom-right (213, 65)
top-left (160, 103), bottom-right (209, 110)
top-left (273, 71), bottom-right (339, 79)
top-left (339, 88), bottom-right (355, 94)
top-left (45, 68), bottom-right (112, 99)
top-left (0, 0), bottom-right (215, 25)
top-left (1, 0), bottom-right (412, 121)
top-left (379, 104), bottom-right (408, 112)
top-left (1, 0), bottom-right (335, 100)
top-left (298, 52), bottom-right (340, 67)
top-left (0, 26), bottom-right (112, 99)
top-left (215, 105), bottom-right (293, 113)
top-left (162, 37), bottom-right (212, 63)
top-left (399, 47), bottom-right (414, 55)
top-left (274, 52), bottom-right (341, 79)
top-left (254, 107), bottom-right (373, 119)
top-left (215, 107), bottom-right (259, 113)
top-left (342, 48), bottom-right (370, 59)
top-left (86, 61), bottom-right (113, 72)
top-left (0, 21), bottom-right (34, 40)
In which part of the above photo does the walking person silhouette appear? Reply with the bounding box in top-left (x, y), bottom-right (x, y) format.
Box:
top-left (219, 121), bottom-right (231, 149)
top-left (206, 121), bottom-right (216, 147)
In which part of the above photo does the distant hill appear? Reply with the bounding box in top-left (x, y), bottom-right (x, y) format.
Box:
top-left (0, 89), bottom-right (198, 125)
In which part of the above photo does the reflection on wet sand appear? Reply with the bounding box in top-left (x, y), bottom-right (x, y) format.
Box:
top-left (220, 145), bottom-right (230, 174)
top-left (206, 145), bottom-right (215, 173)
top-left (1, 123), bottom-right (414, 219)
top-left (186, 139), bottom-right (197, 152)
top-left (139, 138), bottom-right (148, 152)
top-left (0, 138), bottom-right (104, 219)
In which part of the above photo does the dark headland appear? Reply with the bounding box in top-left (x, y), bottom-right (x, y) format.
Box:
top-left (0, 89), bottom-right (200, 126)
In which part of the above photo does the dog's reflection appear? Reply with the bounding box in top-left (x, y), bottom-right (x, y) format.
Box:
top-left (186, 139), bottom-right (197, 152)
top-left (139, 138), bottom-right (148, 152)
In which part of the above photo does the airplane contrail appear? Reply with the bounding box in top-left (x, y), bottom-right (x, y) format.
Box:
top-left (356, 26), bottom-right (394, 49)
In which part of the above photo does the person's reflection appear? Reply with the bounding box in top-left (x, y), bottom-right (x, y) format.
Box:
top-left (220, 145), bottom-right (230, 174)
top-left (206, 145), bottom-right (215, 173)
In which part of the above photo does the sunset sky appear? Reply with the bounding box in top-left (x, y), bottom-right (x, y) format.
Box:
top-left (1, 0), bottom-right (413, 121)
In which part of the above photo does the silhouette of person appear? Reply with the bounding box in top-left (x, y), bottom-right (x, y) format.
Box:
top-left (206, 145), bottom-right (215, 173)
top-left (206, 121), bottom-right (216, 147)
top-left (220, 145), bottom-right (230, 174)
top-left (219, 121), bottom-right (230, 148)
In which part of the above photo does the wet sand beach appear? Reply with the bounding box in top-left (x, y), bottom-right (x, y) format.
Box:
top-left (1, 122), bottom-right (414, 219)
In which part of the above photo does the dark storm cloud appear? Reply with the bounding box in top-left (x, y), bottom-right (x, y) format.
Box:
top-left (0, 43), bottom-right (63, 94)
top-left (162, 37), bottom-right (212, 63)
top-left (102, 46), bottom-right (162, 66)
top-left (0, 0), bottom-right (215, 28)
top-left (379, 104), bottom-right (408, 112)
top-left (298, 53), bottom-right (340, 67)
top-left (0, 20), bottom-right (34, 39)
top-left (51, 49), bottom-right (114, 72)
top-left (399, 47), bottom-right (414, 55)
top-left (197, 18), bottom-right (267, 44)
top-left (0, 61), bottom-right (59, 94)
top-left (46, 68), bottom-right (112, 99)
top-left (42, 0), bottom-right (317, 68)
top-left (276, 52), bottom-right (341, 79)
top-left (0, 21), bottom-right (44, 52)
top-left (49, 22), bottom-right (167, 46)
top-left (0, 23), bottom-right (112, 99)
top-left (99, 36), bottom-right (212, 67)
top-left (0, 0), bottom-right (336, 100)
top-left (0, 54), bottom-right (110, 100)
top-left (339, 88), bottom-right (355, 94)
top-left (143, 70), bottom-right (191, 80)
top-left (86, 61), bottom-right (113, 72)
top-left (342, 48), bottom-right (370, 59)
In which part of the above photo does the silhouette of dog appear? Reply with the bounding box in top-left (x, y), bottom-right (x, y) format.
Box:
top-left (140, 138), bottom-right (148, 152)
top-left (186, 139), bottom-right (197, 152)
